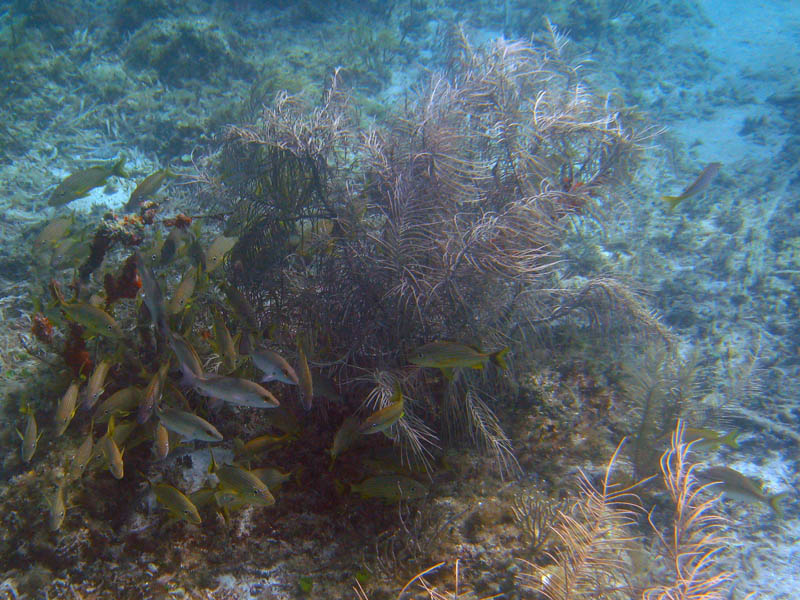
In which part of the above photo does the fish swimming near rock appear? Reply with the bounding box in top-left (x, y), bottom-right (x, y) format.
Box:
top-left (46, 483), bottom-right (67, 531)
top-left (187, 371), bottom-right (280, 408)
top-left (205, 235), bottom-right (238, 273)
top-left (53, 285), bottom-right (125, 340)
top-left (17, 409), bottom-right (41, 463)
top-left (125, 168), bottom-right (175, 212)
top-left (350, 475), bottom-right (428, 502)
top-left (49, 157), bottom-right (128, 207)
top-left (68, 430), bottom-right (94, 481)
top-left (661, 162), bottom-right (722, 211)
top-left (134, 251), bottom-right (169, 335)
top-left (209, 451), bottom-right (275, 507)
top-left (696, 466), bottom-right (787, 518)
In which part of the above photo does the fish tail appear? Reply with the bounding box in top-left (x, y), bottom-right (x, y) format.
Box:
top-left (660, 195), bottom-right (683, 211)
top-left (768, 492), bottom-right (788, 519)
top-left (490, 347), bottom-right (510, 370)
top-left (720, 431), bottom-right (740, 449)
top-left (113, 157), bottom-right (129, 179)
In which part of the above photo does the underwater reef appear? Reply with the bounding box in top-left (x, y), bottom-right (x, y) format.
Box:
top-left (0, 1), bottom-right (798, 598)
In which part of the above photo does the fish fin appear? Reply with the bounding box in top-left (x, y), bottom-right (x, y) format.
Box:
top-left (490, 347), bottom-right (510, 370)
top-left (209, 448), bottom-right (218, 474)
top-left (720, 431), bottom-right (740, 449)
top-left (661, 195), bottom-right (683, 211)
top-left (439, 367), bottom-right (454, 380)
top-left (113, 157), bottom-right (129, 179)
top-left (768, 492), bottom-right (788, 519)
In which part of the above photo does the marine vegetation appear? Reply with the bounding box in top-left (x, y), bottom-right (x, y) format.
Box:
top-left (2, 28), bottom-right (691, 598)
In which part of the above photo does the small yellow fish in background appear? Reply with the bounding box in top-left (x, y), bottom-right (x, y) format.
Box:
top-left (124, 168), bottom-right (175, 212)
top-left (154, 422), bottom-right (170, 459)
top-left (213, 308), bottom-right (237, 372)
top-left (84, 359), bottom-right (113, 411)
top-left (223, 284), bottom-right (259, 333)
top-left (661, 162), bottom-right (722, 211)
top-left (233, 432), bottom-right (291, 457)
top-left (696, 466), bottom-right (788, 518)
top-left (205, 235), bottom-right (238, 273)
top-left (92, 386), bottom-right (142, 422)
top-left (249, 467), bottom-right (291, 492)
top-left (34, 216), bottom-right (73, 249)
top-left (168, 265), bottom-right (198, 316)
top-left (209, 451), bottom-right (275, 507)
top-left (409, 341), bottom-right (509, 371)
top-left (152, 481), bottom-right (202, 525)
top-left (99, 416), bottom-right (125, 479)
top-left (296, 340), bottom-right (314, 411)
top-left (17, 409), bottom-right (42, 463)
top-left (329, 416), bottom-right (361, 469)
top-left (46, 482), bottom-right (67, 531)
top-left (359, 386), bottom-right (404, 435)
top-left (660, 427), bottom-right (739, 451)
top-left (55, 381), bottom-right (80, 437)
top-left (350, 475), bottom-right (428, 502)
top-left (68, 429), bottom-right (94, 481)
top-left (137, 362), bottom-right (169, 424)
top-left (48, 157), bottom-right (128, 207)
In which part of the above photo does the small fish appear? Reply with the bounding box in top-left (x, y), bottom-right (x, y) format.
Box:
top-left (223, 284), bottom-right (259, 332)
top-left (154, 422), bottom-right (170, 459)
top-left (205, 235), bottom-right (238, 273)
top-left (134, 251), bottom-right (168, 335)
top-left (152, 482), bottom-right (202, 525)
top-left (49, 157), bottom-right (128, 207)
top-left (159, 228), bottom-right (188, 265)
top-left (213, 308), bottom-right (237, 372)
top-left (46, 483), bottom-right (67, 531)
top-left (359, 388), bottom-right (404, 435)
top-left (409, 341), bottom-right (509, 371)
top-left (155, 403), bottom-right (223, 442)
top-left (68, 430), bottom-right (94, 480)
top-left (138, 363), bottom-right (169, 424)
top-left (34, 216), bottom-right (72, 248)
top-left (17, 411), bottom-right (41, 463)
top-left (57, 298), bottom-right (124, 340)
top-left (696, 466), bottom-right (787, 518)
top-left (84, 359), bottom-right (112, 411)
top-left (252, 347), bottom-right (298, 385)
top-left (249, 467), bottom-right (290, 492)
top-left (661, 162), bottom-right (722, 211)
top-left (99, 417), bottom-right (125, 479)
top-left (210, 452), bottom-right (275, 507)
top-left (189, 373), bottom-right (279, 408)
top-left (93, 386), bottom-right (142, 422)
top-left (168, 332), bottom-right (204, 379)
top-left (125, 168), bottom-right (175, 212)
top-left (296, 341), bottom-right (313, 411)
top-left (666, 427), bottom-right (740, 451)
top-left (55, 381), bottom-right (80, 437)
top-left (350, 475), bottom-right (428, 502)
top-left (168, 266), bottom-right (198, 315)
top-left (329, 416), bottom-right (361, 468)
top-left (234, 433), bottom-right (290, 456)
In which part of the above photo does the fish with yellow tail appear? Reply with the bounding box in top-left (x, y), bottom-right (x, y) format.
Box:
top-left (55, 381), bottom-right (80, 437)
top-left (45, 482), bottom-right (67, 531)
top-left (51, 282), bottom-right (125, 340)
top-left (151, 481), bottom-right (202, 525)
top-left (296, 340), bottom-right (313, 411)
top-left (661, 162), bottom-right (722, 211)
top-left (125, 167), bottom-right (175, 212)
top-left (68, 427), bottom-right (94, 481)
top-left (49, 157), bottom-right (128, 207)
top-left (409, 341), bottom-right (509, 374)
top-left (696, 466), bottom-right (788, 518)
top-left (359, 386), bottom-right (404, 435)
top-left (350, 475), bottom-right (428, 502)
top-left (209, 450), bottom-right (275, 507)
top-left (99, 416), bottom-right (125, 479)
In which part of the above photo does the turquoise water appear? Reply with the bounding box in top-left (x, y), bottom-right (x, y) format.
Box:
top-left (0, 1), bottom-right (798, 598)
